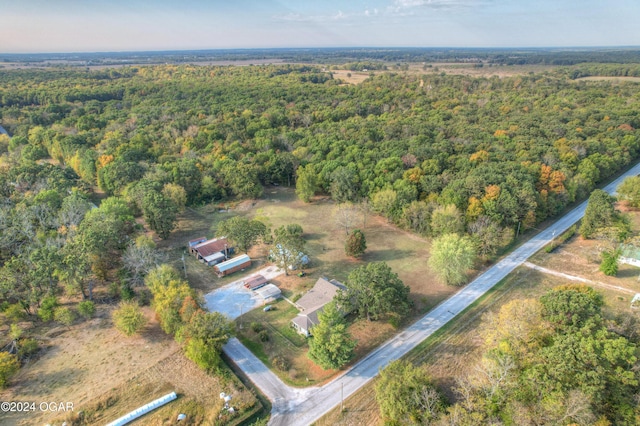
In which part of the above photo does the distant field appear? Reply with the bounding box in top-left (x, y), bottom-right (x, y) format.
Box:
top-left (575, 76), bottom-right (640, 82)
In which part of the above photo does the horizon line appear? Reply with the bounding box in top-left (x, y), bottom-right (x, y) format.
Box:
top-left (2, 45), bottom-right (640, 57)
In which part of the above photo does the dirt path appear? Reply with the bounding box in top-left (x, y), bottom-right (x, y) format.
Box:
top-left (523, 261), bottom-right (636, 295)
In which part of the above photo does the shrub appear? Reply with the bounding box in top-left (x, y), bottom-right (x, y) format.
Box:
top-left (17, 338), bottom-right (39, 359)
top-left (250, 322), bottom-right (264, 333)
top-left (258, 330), bottom-right (269, 342)
top-left (271, 356), bottom-right (290, 372)
top-left (108, 282), bottom-right (120, 299)
top-left (0, 352), bottom-right (19, 389)
top-left (77, 301), bottom-right (96, 319)
top-left (600, 249), bottom-right (621, 276)
top-left (345, 229), bottom-right (367, 258)
top-left (54, 307), bottom-right (76, 327)
top-left (38, 296), bottom-right (59, 322)
top-left (4, 303), bottom-right (26, 323)
top-left (113, 302), bottom-right (147, 337)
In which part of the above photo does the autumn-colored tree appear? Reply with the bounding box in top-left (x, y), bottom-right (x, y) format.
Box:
top-left (345, 229), bottom-right (367, 258)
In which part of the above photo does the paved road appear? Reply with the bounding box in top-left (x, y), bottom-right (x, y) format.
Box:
top-left (221, 161), bottom-right (640, 426)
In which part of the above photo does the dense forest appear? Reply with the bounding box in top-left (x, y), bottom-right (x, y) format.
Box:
top-left (2, 63), bottom-right (640, 291)
top-left (1, 62), bottom-right (640, 400)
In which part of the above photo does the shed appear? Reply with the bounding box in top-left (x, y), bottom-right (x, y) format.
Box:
top-left (214, 254), bottom-right (251, 277)
top-left (254, 284), bottom-right (282, 301)
top-left (244, 274), bottom-right (268, 290)
top-left (203, 252), bottom-right (226, 266)
top-left (190, 237), bottom-right (231, 260)
top-left (188, 236), bottom-right (207, 248)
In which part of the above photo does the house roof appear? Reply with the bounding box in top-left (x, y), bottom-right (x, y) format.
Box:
top-left (292, 314), bottom-right (313, 333)
top-left (255, 283), bottom-right (281, 300)
top-left (295, 277), bottom-right (345, 313)
top-left (194, 237), bottom-right (229, 257)
top-left (215, 254), bottom-right (251, 272)
top-left (292, 307), bottom-right (325, 334)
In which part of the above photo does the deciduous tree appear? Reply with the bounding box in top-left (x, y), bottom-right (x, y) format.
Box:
top-left (215, 216), bottom-right (267, 253)
top-left (428, 233), bottom-right (476, 286)
top-left (271, 224), bottom-right (306, 274)
top-left (580, 189), bottom-right (617, 239)
top-left (375, 360), bottom-right (444, 425)
top-left (617, 175), bottom-right (640, 208)
top-left (338, 262), bottom-right (410, 321)
top-left (113, 301), bottom-right (147, 337)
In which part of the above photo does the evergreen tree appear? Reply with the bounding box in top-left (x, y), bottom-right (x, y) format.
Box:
top-left (307, 302), bottom-right (356, 370)
top-left (345, 229), bottom-right (367, 258)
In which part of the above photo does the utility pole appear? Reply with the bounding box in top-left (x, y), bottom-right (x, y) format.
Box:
top-left (182, 251), bottom-right (187, 278)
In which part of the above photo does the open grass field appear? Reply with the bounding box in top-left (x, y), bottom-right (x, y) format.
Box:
top-left (0, 305), bottom-right (258, 426)
top-left (331, 63), bottom-right (557, 85)
top-left (575, 76), bottom-right (640, 83)
top-left (250, 187), bottom-right (454, 313)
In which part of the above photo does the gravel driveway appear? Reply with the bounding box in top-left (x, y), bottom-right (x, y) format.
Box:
top-left (204, 266), bottom-right (284, 319)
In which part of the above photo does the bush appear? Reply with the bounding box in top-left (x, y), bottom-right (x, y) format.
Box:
top-left (77, 301), bottom-right (96, 319)
top-left (258, 330), bottom-right (269, 342)
top-left (54, 307), bottom-right (76, 326)
top-left (4, 303), bottom-right (26, 323)
top-left (108, 282), bottom-right (120, 299)
top-left (17, 338), bottom-right (39, 359)
top-left (137, 288), bottom-right (152, 306)
top-left (0, 352), bottom-right (19, 389)
top-left (38, 296), bottom-right (59, 322)
top-left (600, 249), bottom-right (621, 276)
top-left (120, 282), bottom-right (135, 301)
top-left (250, 322), bottom-right (264, 333)
top-left (113, 302), bottom-right (147, 337)
top-left (184, 338), bottom-right (221, 372)
top-left (271, 356), bottom-right (290, 372)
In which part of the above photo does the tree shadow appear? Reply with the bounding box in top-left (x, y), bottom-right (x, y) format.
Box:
top-left (362, 249), bottom-right (414, 263)
top-left (616, 267), bottom-right (640, 280)
top-left (304, 233), bottom-right (326, 241)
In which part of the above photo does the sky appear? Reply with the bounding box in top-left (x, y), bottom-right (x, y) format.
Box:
top-left (1, 0), bottom-right (639, 53)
